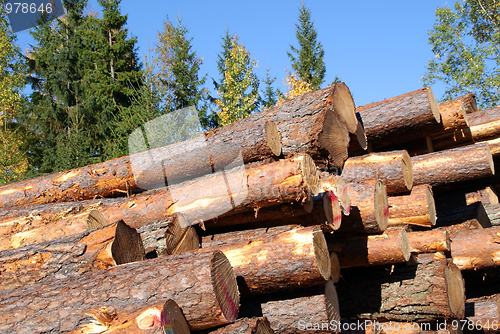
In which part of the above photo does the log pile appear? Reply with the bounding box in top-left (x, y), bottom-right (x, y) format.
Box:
top-left (1, 83), bottom-right (500, 333)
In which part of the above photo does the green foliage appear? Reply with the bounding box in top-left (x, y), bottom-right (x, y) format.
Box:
top-left (287, 2), bottom-right (326, 90)
top-left (423, 0), bottom-right (500, 108)
top-left (261, 68), bottom-right (279, 109)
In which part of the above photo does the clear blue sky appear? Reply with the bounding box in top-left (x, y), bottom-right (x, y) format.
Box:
top-left (13, 0), bottom-right (451, 108)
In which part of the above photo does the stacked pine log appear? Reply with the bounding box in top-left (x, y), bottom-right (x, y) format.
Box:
top-left (1, 83), bottom-right (500, 334)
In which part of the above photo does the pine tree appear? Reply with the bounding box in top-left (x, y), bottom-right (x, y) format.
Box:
top-left (287, 2), bottom-right (326, 90)
top-left (261, 68), bottom-right (278, 109)
top-left (214, 33), bottom-right (259, 127)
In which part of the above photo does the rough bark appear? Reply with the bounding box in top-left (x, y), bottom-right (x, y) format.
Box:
top-left (208, 317), bottom-right (274, 334)
top-left (356, 87), bottom-right (441, 149)
top-left (341, 150), bottom-right (413, 194)
top-left (449, 225), bottom-right (500, 271)
top-left (411, 142), bottom-right (495, 188)
top-left (406, 229), bottom-right (451, 254)
top-left (466, 186), bottom-right (499, 206)
top-left (201, 225), bottom-right (300, 248)
top-left (337, 180), bottom-right (388, 234)
top-left (465, 295), bottom-right (500, 333)
top-left (204, 226), bottom-right (331, 294)
top-left (0, 250), bottom-right (239, 333)
top-left (0, 154), bottom-right (319, 251)
top-left (388, 184), bottom-right (436, 228)
top-left (437, 94), bottom-right (474, 131)
top-left (327, 228), bottom-right (411, 268)
top-left (337, 259), bottom-right (465, 322)
top-left (468, 106), bottom-right (500, 141)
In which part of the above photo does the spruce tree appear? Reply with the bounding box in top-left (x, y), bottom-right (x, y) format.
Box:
top-left (261, 68), bottom-right (278, 109)
top-left (287, 3), bottom-right (326, 90)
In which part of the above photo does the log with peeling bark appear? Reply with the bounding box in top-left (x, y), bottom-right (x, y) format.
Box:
top-left (465, 295), bottom-right (500, 333)
top-left (208, 317), bottom-right (274, 334)
top-left (356, 87), bottom-right (441, 150)
top-left (449, 225), bottom-right (500, 271)
top-left (0, 84), bottom-right (356, 209)
top-left (437, 94), bottom-right (475, 131)
top-left (0, 154), bottom-right (319, 251)
top-left (341, 150), bottom-right (413, 194)
top-left (337, 259), bottom-right (465, 322)
top-left (466, 186), bottom-right (499, 206)
top-left (468, 106), bottom-right (500, 141)
top-left (0, 220), bottom-right (146, 292)
top-left (411, 142), bottom-right (495, 188)
top-left (406, 229), bottom-right (450, 254)
top-left (0, 250), bottom-right (239, 333)
top-left (337, 180), bottom-right (388, 234)
top-left (203, 226), bottom-right (331, 294)
top-left (327, 228), bottom-right (411, 268)
top-left (388, 184), bottom-right (436, 228)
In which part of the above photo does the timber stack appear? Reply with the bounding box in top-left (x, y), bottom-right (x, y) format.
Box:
top-left (1, 82), bottom-right (500, 334)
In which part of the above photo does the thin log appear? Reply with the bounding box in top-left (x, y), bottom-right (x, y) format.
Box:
top-left (437, 94), bottom-right (473, 131)
top-left (468, 106), bottom-right (500, 141)
top-left (356, 87), bottom-right (441, 149)
top-left (406, 229), bottom-right (451, 254)
top-left (337, 180), bottom-right (388, 234)
top-left (208, 317), bottom-right (274, 334)
top-left (341, 150), bottom-right (413, 194)
top-left (450, 225), bottom-right (500, 271)
top-left (411, 142), bottom-right (495, 188)
top-left (466, 186), bottom-right (499, 206)
top-left (466, 295), bottom-right (500, 333)
top-left (388, 184), bottom-right (436, 228)
top-left (337, 259), bottom-right (465, 322)
top-left (0, 154), bottom-right (319, 251)
top-left (0, 220), bottom-right (145, 292)
top-left (0, 250), bottom-right (239, 332)
top-left (327, 228), bottom-right (411, 268)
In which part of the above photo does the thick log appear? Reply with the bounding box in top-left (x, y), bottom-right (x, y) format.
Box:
top-left (208, 317), bottom-right (274, 334)
top-left (356, 87), bottom-right (441, 149)
top-left (341, 150), bottom-right (413, 194)
top-left (450, 225), bottom-right (500, 271)
top-left (437, 94), bottom-right (473, 131)
top-left (0, 250), bottom-right (239, 333)
top-left (388, 184), bottom-right (436, 228)
top-left (0, 154), bottom-right (319, 251)
top-left (411, 142), bottom-right (495, 188)
top-left (465, 295), bottom-right (500, 333)
top-left (0, 84), bottom-right (355, 209)
top-left (0, 220), bottom-right (145, 292)
top-left (204, 226), bottom-right (331, 294)
top-left (466, 186), bottom-right (499, 206)
top-left (468, 106), bottom-right (500, 141)
top-left (337, 180), bottom-right (388, 234)
top-left (407, 229), bottom-right (450, 254)
top-left (337, 259), bottom-right (465, 322)
top-left (327, 228), bottom-right (411, 268)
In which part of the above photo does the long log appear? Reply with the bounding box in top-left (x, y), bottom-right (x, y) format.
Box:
top-left (356, 87), bottom-right (441, 149)
top-left (466, 186), bottom-right (499, 206)
top-left (411, 142), bottom-right (495, 188)
top-left (327, 228), bottom-right (411, 268)
top-left (341, 150), bottom-right (413, 194)
top-left (450, 225), bottom-right (500, 271)
top-left (0, 84), bottom-right (355, 208)
top-left (0, 154), bottom-right (319, 251)
top-left (0, 250), bottom-right (239, 333)
top-left (0, 220), bottom-right (146, 292)
top-left (468, 106), bottom-right (500, 141)
top-left (337, 259), bottom-right (465, 322)
top-left (388, 184), bottom-right (436, 228)
top-left (406, 229), bottom-right (450, 254)
top-left (337, 180), bottom-right (388, 234)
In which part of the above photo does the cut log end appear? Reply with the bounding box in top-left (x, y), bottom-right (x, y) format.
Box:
top-left (374, 180), bottom-right (389, 231)
top-left (354, 118), bottom-right (368, 151)
top-left (265, 120), bottom-right (282, 156)
top-left (254, 318), bottom-right (275, 334)
top-left (401, 150), bottom-right (413, 191)
top-left (165, 216), bottom-right (199, 255)
top-left (426, 186), bottom-right (437, 226)
top-left (325, 280), bottom-right (341, 324)
top-left (485, 142), bottom-right (495, 175)
top-left (332, 82), bottom-right (357, 133)
top-left (335, 177), bottom-right (351, 215)
top-left (87, 210), bottom-right (108, 230)
top-left (324, 192), bottom-right (342, 231)
top-left (111, 220), bottom-right (146, 265)
top-left (319, 109), bottom-right (350, 167)
top-left (301, 153), bottom-right (320, 196)
top-left (313, 226), bottom-right (332, 281)
top-left (211, 251), bottom-right (240, 322)
top-left (172, 227), bottom-right (200, 255)
top-left (426, 87), bottom-right (442, 123)
top-left (162, 299), bottom-right (191, 334)
top-left (445, 262), bottom-right (466, 318)
top-left (400, 229), bottom-right (411, 262)
top-left (330, 252), bottom-right (340, 283)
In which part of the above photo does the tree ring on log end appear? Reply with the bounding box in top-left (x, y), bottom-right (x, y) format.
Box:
top-left (323, 192), bottom-right (342, 231)
top-left (87, 210), bottom-right (108, 230)
top-left (426, 186), bottom-right (437, 226)
top-left (301, 154), bottom-right (320, 196)
top-left (400, 229), bottom-right (411, 262)
top-left (445, 262), bottom-right (465, 318)
top-left (211, 251), bottom-right (240, 322)
top-left (374, 180), bottom-right (389, 231)
top-left (332, 83), bottom-right (357, 133)
top-left (111, 220), bottom-right (146, 265)
top-left (426, 87), bottom-right (442, 123)
top-left (330, 252), bottom-right (340, 283)
top-left (325, 280), bottom-right (341, 323)
top-left (485, 143), bottom-right (495, 175)
top-left (265, 121), bottom-right (282, 156)
top-left (162, 299), bottom-right (190, 334)
top-left (401, 150), bottom-right (413, 191)
top-left (318, 109), bottom-right (350, 168)
top-left (355, 120), bottom-right (368, 150)
top-left (335, 177), bottom-right (351, 215)
top-left (255, 318), bottom-right (275, 334)
top-left (312, 226), bottom-right (331, 281)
